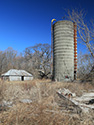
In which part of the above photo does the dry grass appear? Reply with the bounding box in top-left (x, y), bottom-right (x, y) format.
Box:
top-left (0, 79), bottom-right (94, 124)
top-left (0, 102), bottom-right (80, 125)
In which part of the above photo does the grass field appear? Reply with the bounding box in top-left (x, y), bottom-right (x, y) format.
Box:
top-left (0, 79), bottom-right (94, 125)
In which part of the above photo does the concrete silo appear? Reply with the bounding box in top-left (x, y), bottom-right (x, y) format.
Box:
top-left (51, 20), bottom-right (77, 82)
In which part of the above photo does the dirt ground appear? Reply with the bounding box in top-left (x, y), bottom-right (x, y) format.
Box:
top-left (0, 79), bottom-right (94, 125)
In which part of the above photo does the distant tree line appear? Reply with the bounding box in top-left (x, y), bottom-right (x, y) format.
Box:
top-left (0, 44), bottom-right (51, 79)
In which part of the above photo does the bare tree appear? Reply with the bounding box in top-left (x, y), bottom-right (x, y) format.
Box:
top-left (24, 44), bottom-right (51, 78)
top-left (13, 54), bottom-right (26, 69)
top-left (4, 47), bottom-right (17, 70)
top-left (0, 51), bottom-right (6, 74)
top-left (78, 52), bottom-right (94, 80)
top-left (66, 9), bottom-right (94, 82)
top-left (67, 9), bottom-right (94, 58)
top-left (0, 48), bottom-right (18, 75)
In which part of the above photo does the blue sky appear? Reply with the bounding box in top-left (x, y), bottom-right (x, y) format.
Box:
top-left (0, 0), bottom-right (94, 53)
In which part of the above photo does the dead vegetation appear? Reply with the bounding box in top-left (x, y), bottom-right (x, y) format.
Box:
top-left (0, 79), bottom-right (94, 125)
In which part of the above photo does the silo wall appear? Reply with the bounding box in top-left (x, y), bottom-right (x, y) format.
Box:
top-left (53, 20), bottom-right (74, 81)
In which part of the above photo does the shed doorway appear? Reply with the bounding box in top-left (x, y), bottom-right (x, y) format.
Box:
top-left (21, 76), bottom-right (24, 81)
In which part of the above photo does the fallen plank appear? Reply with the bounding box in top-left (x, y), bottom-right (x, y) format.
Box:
top-left (57, 91), bottom-right (82, 114)
top-left (57, 90), bottom-right (94, 113)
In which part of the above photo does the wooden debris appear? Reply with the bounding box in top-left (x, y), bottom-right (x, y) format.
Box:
top-left (57, 88), bottom-right (94, 113)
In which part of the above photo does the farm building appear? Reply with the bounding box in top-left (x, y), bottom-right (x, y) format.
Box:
top-left (1, 69), bottom-right (33, 81)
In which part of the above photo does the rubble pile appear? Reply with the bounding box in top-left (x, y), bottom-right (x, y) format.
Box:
top-left (57, 88), bottom-right (94, 113)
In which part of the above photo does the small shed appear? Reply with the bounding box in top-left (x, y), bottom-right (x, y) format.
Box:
top-left (1, 69), bottom-right (33, 81)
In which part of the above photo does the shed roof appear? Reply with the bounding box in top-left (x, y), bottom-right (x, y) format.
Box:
top-left (2, 69), bottom-right (32, 76)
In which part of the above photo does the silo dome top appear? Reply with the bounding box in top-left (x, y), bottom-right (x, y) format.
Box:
top-left (54, 20), bottom-right (73, 25)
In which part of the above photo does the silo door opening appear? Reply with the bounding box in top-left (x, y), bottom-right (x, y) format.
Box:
top-left (21, 76), bottom-right (24, 81)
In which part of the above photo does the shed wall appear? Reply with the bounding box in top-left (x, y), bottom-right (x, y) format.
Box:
top-left (9, 76), bottom-right (21, 81)
top-left (9, 76), bottom-right (33, 81)
top-left (24, 76), bottom-right (33, 81)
